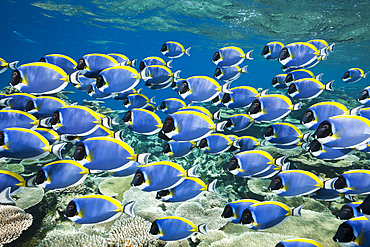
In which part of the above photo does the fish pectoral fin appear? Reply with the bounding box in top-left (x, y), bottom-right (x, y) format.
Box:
top-left (86, 149), bottom-right (94, 162)
top-left (77, 203), bottom-right (86, 218)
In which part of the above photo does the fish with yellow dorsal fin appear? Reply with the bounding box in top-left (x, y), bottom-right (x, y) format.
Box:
top-left (39, 54), bottom-right (77, 75)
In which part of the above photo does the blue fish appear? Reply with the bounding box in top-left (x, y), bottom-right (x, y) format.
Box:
top-left (72, 136), bottom-right (150, 173)
top-left (357, 86), bottom-right (370, 106)
top-left (268, 170), bottom-right (323, 197)
top-left (247, 95), bottom-right (302, 122)
top-left (112, 88), bottom-right (142, 101)
top-left (225, 114), bottom-right (254, 132)
top-left (287, 78), bottom-right (334, 100)
top-left (149, 216), bottom-right (208, 241)
top-left (0, 170), bottom-right (26, 204)
top-left (162, 140), bottom-right (196, 159)
top-left (240, 201), bottom-right (304, 230)
top-left (342, 68), bottom-right (369, 83)
top-left (0, 57), bottom-right (18, 74)
top-left (221, 199), bottom-right (259, 223)
top-left (64, 195), bottom-right (135, 224)
top-left (0, 93), bottom-right (35, 110)
top-left (263, 123), bottom-right (307, 146)
top-left (123, 93), bottom-right (156, 109)
top-left (307, 39), bottom-right (335, 52)
top-left (0, 109), bottom-right (38, 130)
top-left (305, 139), bottom-right (354, 160)
top-left (39, 54), bottom-right (77, 75)
top-left (232, 136), bottom-right (261, 152)
top-left (9, 62), bottom-right (70, 95)
top-left (271, 74), bottom-right (288, 89)
top-left (213, 65), bottom-right (248, 83)
top-left (313, 116), bottom-right (370, 149)
top-left (301, 101), bottom-right (360, 130)
top-left (211, 46), bottom-right (253, 67)
top-left (324, 170), bottom-right (370, 195)
top-left (197, 133), bottom-right (233, 154)
top-left (227, 150), bottom-right (289, 178)
top-left (261, 41), bottom-right (284, 60)
top-left (276, 238), bottom-right (325, 247)
top-left (131, 161), bottom-right (198, 192)
top-left (284, 69), bottom-right (324, 85)
top-left (122, 108), bottom-right (162, 135)
top-left (310, 188), bottom-right (346, 202)
top-left (333, 216), bottom-right (370, 247)
top-left (28, 160), bottom-right (89, 190)
top-left (0, 127), bottom-right (65, 160)
top-left (336, 201), bottom-right (364, 220)
top-left (158, 98), bottom-right (187, 114)
top-left (108, 53), bottom-right (137, 67)
top-left (156, 177), bottom-right (217, 202)
top-left (75, 53), bottom-right (120, 78)
top-left (160, 41), bottom-right (191, 59)
top-left (25, 96), bottom-right (67, 118)
top-left (221, 86), bottom-right (263, 109)
top-left (176, 106), bottom-right (221, 120)
top-left (158, 111), bottom-right (227, 142)
top-left (139, 56), bottom-right (172, 71)
top-left (140, 65), bottom-right (180, 86)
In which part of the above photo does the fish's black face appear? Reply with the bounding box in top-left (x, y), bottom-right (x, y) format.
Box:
top-left (24, 100), bottom-right (35, 112)
top-left (248, 99), bottom-right (261, 115)
top-left (159, 101), bottom-right (166, 110)
top-left (225, 118), bottom-right (233, 128)
top-left (356, 195), bottom-right (370, 214)
top-left (221, 204), bottom-right (233, 218)
top-left (275, 244), bottom-right (285, 247)
top-left (198, 138), bottom-right (208, 149)
top-left (72, 143), bottom-right (86, 161)
top-left (0, 131), bottom-right (4, 146)
top-left (123, 97), bottom-right (130, 106)
top-left (96, 75), bottom-right (105, 88)
top-left (271, 77), bottom-right (278, 86)
top-left (35, 169), bottom-right (46, 185)
top-left (261, 45), bottom-right (270, 56)
top-left (64, 200), bottom-right (78, 217)
top-left (357, 89), bottom-right (369, 101)
top-left (9, 69), bottom-right (21, 86)
top-left (160, 43), bottom-right (168, 53)
top-left (227, 157), bottom-right (239, 171)
top-left (162, 116), bottom-right (175, 133)
top-left (268, 175), bottom-right (283, 191)
top-left (333, 223), bottom-right (355, 243)
top-left (156, 190), bottom-right (170, 199)
top-left (336, 205), bottom-right (354, 220)
top-left (212, 51), bottom-right (221, 62)
top-left (39, 57), bottom-right (46, 62)
top-left (214, 67), bottom-right (222, 78)
top-left (342, 71), bottom-right (350, 80)
top-left (309, 139), bottom-right (322, 152)
top-left (49, 110), bottom-right (60, 125)
top-left (263, 126), bottom-right (274, 138)
top-left (131, 170), bottom-right (145, 186)
top-left (278, 47), bottom-right (289, 61)
top-left (334, 175), bottom-right (347, 190)
top-left (139, 61), bottom-right (146, 71)
top-left (123, 110), bottom-right (132, 123)
top-left (284, 73), bottom-right (293, 84)
top-left (221, 93), bottom-right (231, 104)
top-left (301, 110), bottom-right (315, 124)
top-left (287, 83), bottom-right (297, 94)
top-left (87, 85), bottom-right (94, 94)
top-left (76, 58), bottom-right (86, 70)
top-left (178, 81), bottom-right (189, 94)
top-left (240, 208), bottom-right (253, 224)
top-left (314, 120), bottom-right (332, 139)
top-left (162, 143), bottom-right (171, 154)
top-left (149, 221), bottom-right (159, 235)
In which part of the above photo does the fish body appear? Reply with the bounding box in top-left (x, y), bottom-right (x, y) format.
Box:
top-left (108, 53), bottom-right (136, 67)
top-left (287, 78), bottom-right (334, 100)
top-left (40, 54), bottom-right (77, 74)
top-left (221, 86), bottom-right (259, 109)
top-left (35, 128), bottom-right (60, 145)
top-left (139, 56), bottom-right (172, 71)
top-left (307, 39), bottom-right (334, 52)
top-left (213, 65), bottom-right (248, 83)
top-left (158, 98), bottom-right (187, 114)
top-left (111, 161), bottom-right (140, 177)
top-left (0, 170), bottom-right (25, 202)
top-left (123, 93), bottom-right (155, 109)
top-left (336, 202), bottom-right (364, 220)
top-left (310, 188), bottom-right (344, 201)
top-left (277, 238), bottom-right (325, 247)
top-left (163, 140), bottom-right (196, 158)
top-left (76, 54), bottom-right (119, 78)
top-left (284, 69), bottom-right (322, 85)
top-left (325, 170), bottom-right (370, 195)
top-left (212, 46), bottom-right (253, 67)
top-left (225, 114), bottom-right (254, 132)
top-left (333, 216), bottom-right (370, 246)
top-left (306, 139), bottom-right (354, 160)
top-left (141, 65), bottom-right (179, 86)
top-left (232, 136), bottom-right (260, 152)
top-left (123, 109), bottom-right (162, 135)
top-left (271, 74), bottom-right (288, 89)
top-left (342, 68), bottom-right (369, 83)
top-left (0, 109), bottom-right (38, 130)
top-left (261, 41), bottom-right (284, 60)
top-left (221, 199), bottom-right (259, 223)
top-left (176, 106), bottom-right (220, 120)
top-left (357, 86), bottom-right (370, 106)
top-left (25, 96), bottom-right (67, 118)
top-left (198, 133), bottom-right (232, 154)
top-left (160, 41), bottom-right (191, 59)
top-left (1, 93), bottom-right (35, 110)
top-left (263, 123), bottom-right (303, 146)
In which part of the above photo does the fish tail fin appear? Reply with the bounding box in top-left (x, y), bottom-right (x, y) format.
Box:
top-left (215, 121), bottom-right (227, 132)
top-left (0, 187), bottom-right (15, 204)
top-left (348, 105), bottom-right (363, 116)
top-left (25, 176), bottom-right (38, 187)
top-left (232, 139), bottom-right (241, 149)
top-left (292, 204), bottom-right (305, 216)
top-left (149, 96), bottom-right (156, 105)
top-left (323, 178), bottom-right (337, 190)
top-left (220, 81), bottom-right (233, 94)
top-left (259, 89), bottom-right (269, 97)
top-left (291, 102), bottom-right (302, 111)
top-left (112, 116), bottom-right (121, 125)
top-left (185, 47), bottom-right (191, 56)
top-left (315, 73), bottom-right (324, 81)
top-left (123, 201), bottom-right (136, 217)
top-left (0, 97), bottom-right (12, 107)
top-left (113, 130), bottom-right (126, 142)
top-left (8, 61), bottom-right (19, 70)
top-left (301, 142), bottom-right (310, 151)
top-left (318, 47), bottom-right (329, 57)
top-left (136, 88), bottom-right (143, 94)
top-left (240, 65), bottom-right (248, 73)
top-left (166, 60), bottom-right (173, 68)
top-left (68, 71), bottom-right (81, 86)
top-left (198, 223), bottom-right (209, 235)
top-left (207, 179), bottom-right (217, 193)
top-left (101, 116), bottom-right (113, 129)
top-left (51, 142), bottom-right (67, 159)
top-left (327, 43), bottom-right (335, 52)
top-left (364, 71), bottom-right (369, 79)
top-left (130, 59), bottom-right (137, 68)
top-left (186, 164), bottom-right (199, 178)
top-left (275, 156), bottom-right (290, 171)
top-left (324, 80), bottom-right (334, 91)
top-left (137, 153), bottom-right (151, 164)
top-left (245, 50), bottom-right (254, 60)
top-left (301, 132), bottom-right (313, 143)
top-left (212, 109), bottom-right (221, 120)
top-left (173, 70), bottom-right (181, 80)
top-left (38, 117), bottom-right (52, 128)
top-left (260, 139), bottom-right (268, 147)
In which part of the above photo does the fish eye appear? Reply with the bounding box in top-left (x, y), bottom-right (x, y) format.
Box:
top-left (323, 125), bottom-right (329, 129)
top-left (13, 71), bottom-right (17, 76)
top-left (79, 60), bottom-right (83, 64)
top-left (137, 173), bottom-right (141, 178)
top-left (254, 102), bottom-right (259, 106)
top-left (307, 112), bottom-right (311, 116)
top-left (68, 205), bottom-right (74, 210)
